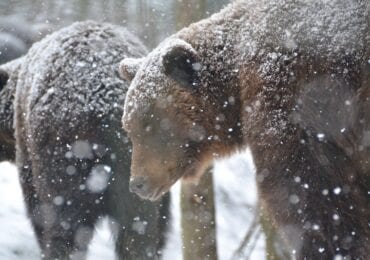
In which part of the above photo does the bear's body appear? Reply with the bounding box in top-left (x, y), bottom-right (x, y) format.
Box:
top-left (0, 21), bottom-right (169, 259)
top-left (0, 60), bottom-right (19, 161)
top-left (121, 0), bottom-right (370, 258)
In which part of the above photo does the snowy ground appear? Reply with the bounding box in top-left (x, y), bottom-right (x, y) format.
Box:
top-left (0, 151), bottom-right (265, 260)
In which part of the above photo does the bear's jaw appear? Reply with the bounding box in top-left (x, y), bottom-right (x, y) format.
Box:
top-left (148, 157), bottom-right (211, 200)
top-left (146, 187), bottom-right (168, 202)
top-left (133, 178), bottom-right (177, 202)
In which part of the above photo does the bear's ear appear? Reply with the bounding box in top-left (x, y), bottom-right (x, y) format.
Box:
top-left (119, 57), bottom-right (144, 82)
top-left (162, 44), bottom-right (201, 89)
top-left (0, 69), bottom-right (9, 91)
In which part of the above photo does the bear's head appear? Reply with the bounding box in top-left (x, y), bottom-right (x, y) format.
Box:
top-left (120, 39), bottom-right (241, 201)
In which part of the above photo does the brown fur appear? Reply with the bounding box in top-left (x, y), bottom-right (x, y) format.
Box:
top-left (121, 0), bottom-right (370, 258)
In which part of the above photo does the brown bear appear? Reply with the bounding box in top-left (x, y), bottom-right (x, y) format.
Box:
top-left (119, 0), bottom-right (370, 259)
top-left (0, 63), bottom-right (17, 162)
top-left (0, 21), bottom-right (169, 259)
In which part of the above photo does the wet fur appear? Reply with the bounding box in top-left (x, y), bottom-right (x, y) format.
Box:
top-left (122, 0), bottom-right (370, 258)
top-left (1, 22), bottom-right (170, 259)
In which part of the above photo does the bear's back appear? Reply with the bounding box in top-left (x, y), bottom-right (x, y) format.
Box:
top-left (17, 21), bottom-right (147, 130)
top-left (181, 0), bottom-right (367, 68)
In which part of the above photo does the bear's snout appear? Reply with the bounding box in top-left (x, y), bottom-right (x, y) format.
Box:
top-left (129, 176), bottom-right (151, 198)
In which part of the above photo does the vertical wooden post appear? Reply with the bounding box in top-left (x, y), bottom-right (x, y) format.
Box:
top-left (260, 206), bottom-right (289, 260)
top-left (175, 1), bottom-right (217, 259)
top-left (180, 168), bottom-right (218, 260)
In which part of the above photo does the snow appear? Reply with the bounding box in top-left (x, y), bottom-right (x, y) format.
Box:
top-left (71, 140), bottom-right (94, 160)
top-left (0, 162), bottom-right (40, 260)
top-left (0, 150), bottom-right (265, 259)
top-left (86, 165), bottom-right (112, 193)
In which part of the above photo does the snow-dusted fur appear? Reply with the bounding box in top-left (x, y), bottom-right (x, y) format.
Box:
top-left (121, 0), bottom-right (370, 259)
top-left (0, 21), bottom-right (169, 259)
top-left (0, 59), bottom-right (21, 161)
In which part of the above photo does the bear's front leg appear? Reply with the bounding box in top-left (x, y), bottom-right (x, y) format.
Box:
top-left (255, 133), bottom-right (370, 259)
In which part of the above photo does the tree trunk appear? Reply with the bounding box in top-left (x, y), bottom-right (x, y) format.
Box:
top-left (175, 0), bottom-right (208, 30)
top-left (260, 207), bottom-right (289, 260)
top-left (180, 168), bottom-right (218, 260)
top-left (176, 1), bottom-right (217, 259)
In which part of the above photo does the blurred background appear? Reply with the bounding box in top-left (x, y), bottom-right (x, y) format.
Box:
top-left (0, 0), bottom-right (229, 49)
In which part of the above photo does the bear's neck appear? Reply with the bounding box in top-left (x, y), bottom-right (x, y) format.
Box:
top-left (174, 2), bottom-right (248, 155)
top-left (177, 1), bottom-right (246, 74)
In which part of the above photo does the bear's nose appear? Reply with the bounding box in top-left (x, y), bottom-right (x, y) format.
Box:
top-left (129, 176), bottom-right (150, 197)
